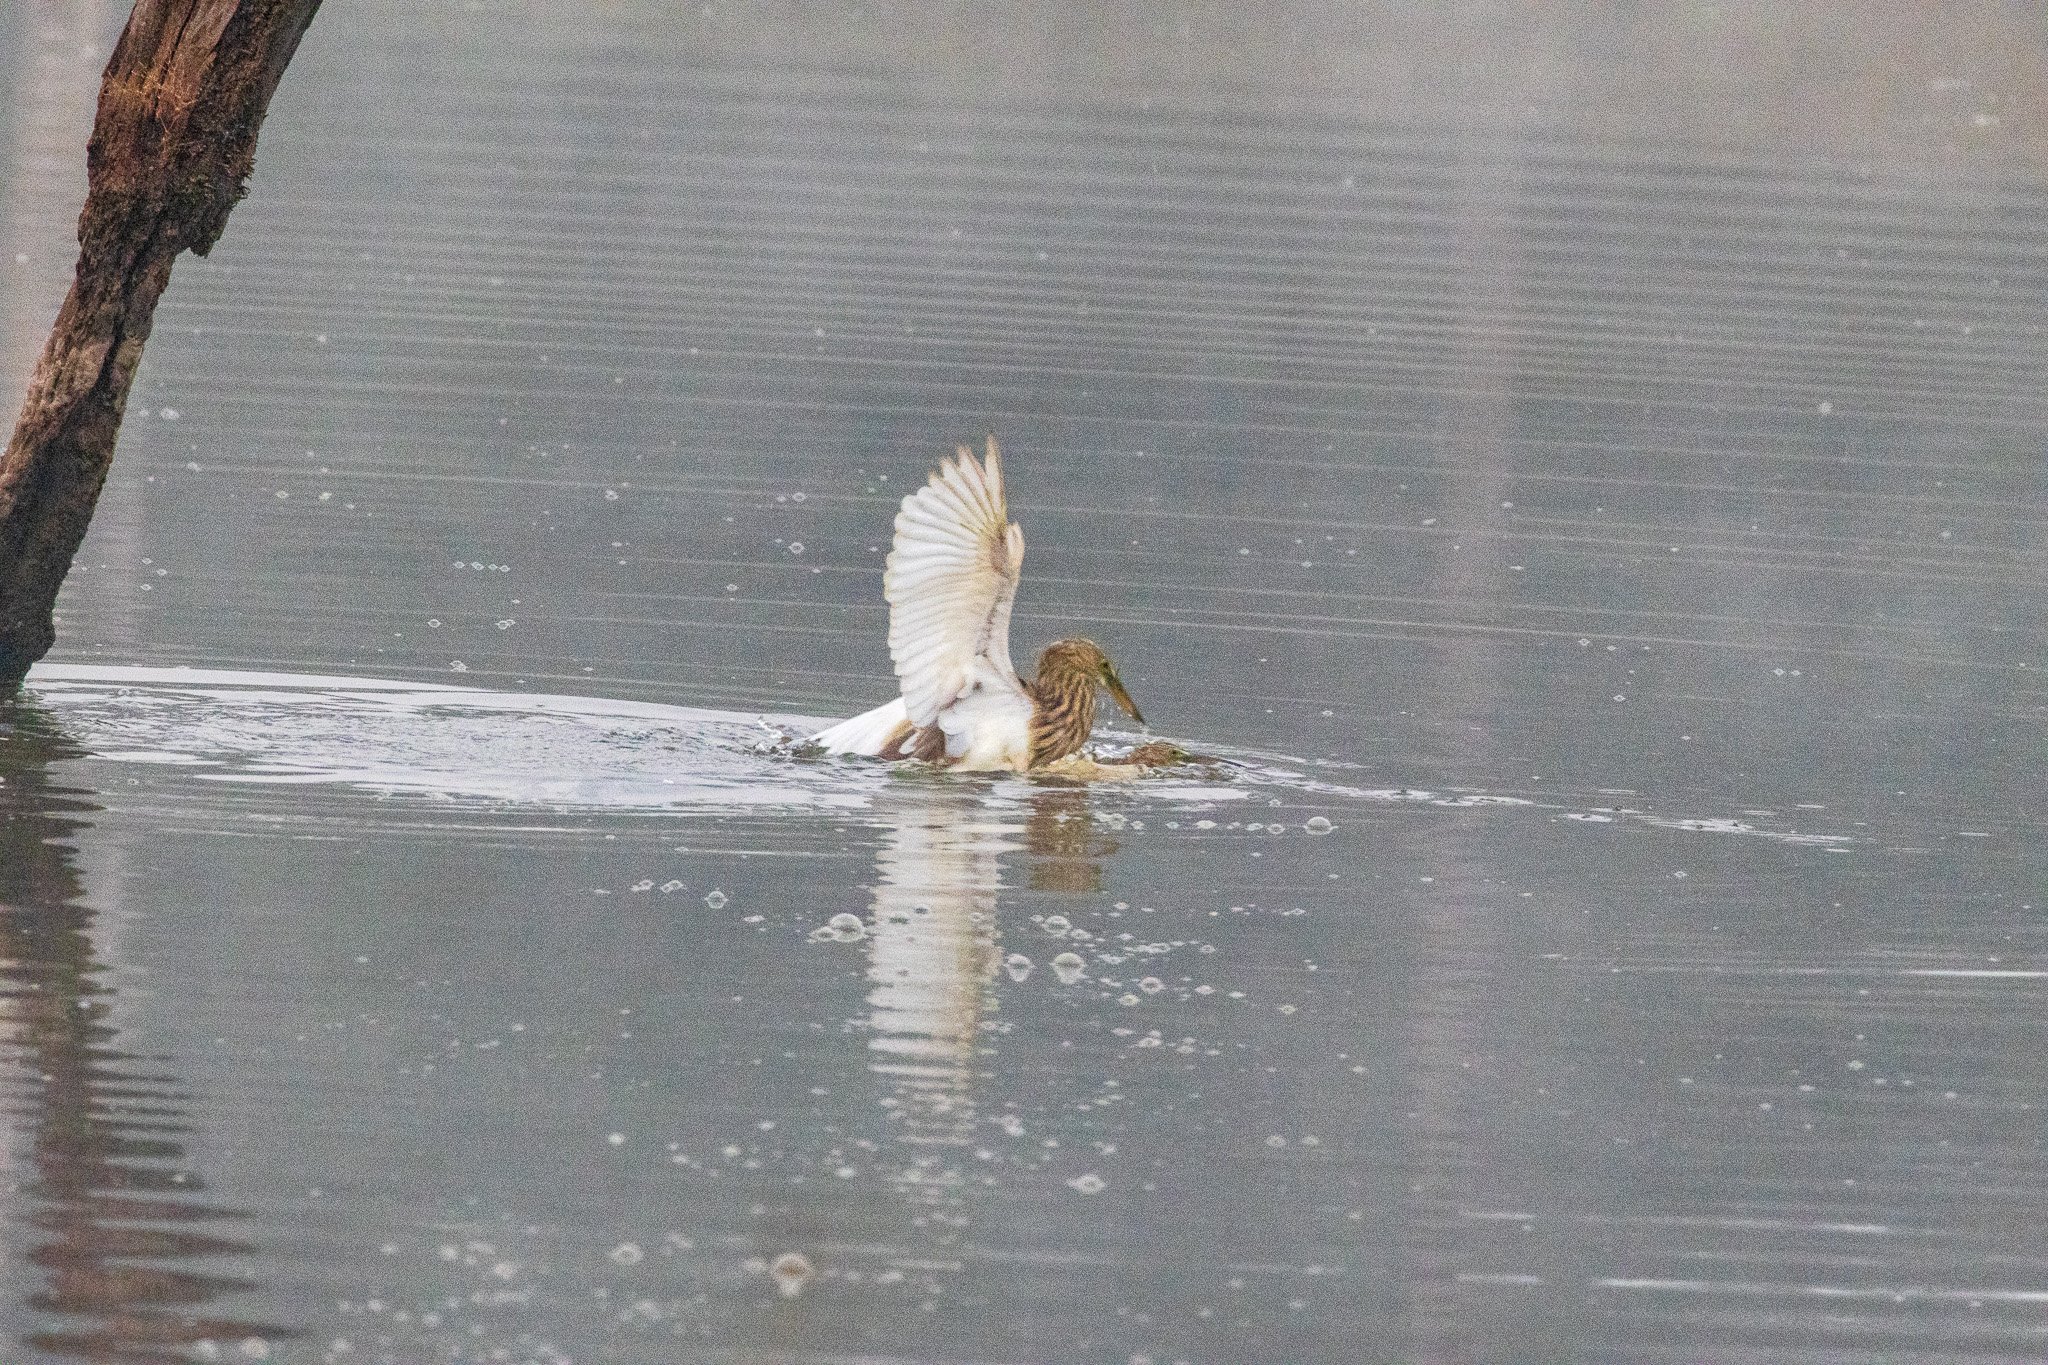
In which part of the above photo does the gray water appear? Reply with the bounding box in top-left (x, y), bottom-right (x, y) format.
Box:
top-left (2, 3), bottom-right (2045, 1362)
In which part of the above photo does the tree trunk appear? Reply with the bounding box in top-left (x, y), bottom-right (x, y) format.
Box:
top-left (0, 0), bottom-right (323, 687)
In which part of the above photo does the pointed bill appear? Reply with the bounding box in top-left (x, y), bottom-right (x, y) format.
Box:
top-left (1103, 667), bottom-right (1145, 726)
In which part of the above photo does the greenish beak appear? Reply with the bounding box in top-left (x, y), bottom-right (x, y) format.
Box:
top-left (1102, 668), bottom-right (1145, 726)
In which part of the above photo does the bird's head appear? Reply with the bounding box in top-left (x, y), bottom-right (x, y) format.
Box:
top-left (1038, 638), bottom-right (1145, 725)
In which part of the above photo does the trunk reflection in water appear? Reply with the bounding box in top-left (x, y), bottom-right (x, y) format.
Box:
top-left (0, 704), bottom-right (289, 1361)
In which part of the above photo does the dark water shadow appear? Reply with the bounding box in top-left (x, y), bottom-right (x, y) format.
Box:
top-left (0, 702), bottom-right (294, 1362)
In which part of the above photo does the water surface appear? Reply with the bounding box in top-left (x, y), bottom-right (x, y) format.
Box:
top-left (2, 2), bottom-right (2044, 1362)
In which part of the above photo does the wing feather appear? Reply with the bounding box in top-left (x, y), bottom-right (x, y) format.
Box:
top-left (884, 436), bottom-right (1027, 728)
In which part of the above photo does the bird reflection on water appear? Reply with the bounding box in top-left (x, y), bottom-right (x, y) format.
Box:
top-left (860, 784), bottom-right (1015, 1239)
top-left (856, 779), bottom-right (1119, 1262)
top-left (1025, 785), bottom-right (1123, 894)
top-left (0, 703), bottom-right (291, 1361)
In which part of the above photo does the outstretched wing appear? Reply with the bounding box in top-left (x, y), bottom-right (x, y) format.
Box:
top-left (885, 436), bottom-right (1027, 728)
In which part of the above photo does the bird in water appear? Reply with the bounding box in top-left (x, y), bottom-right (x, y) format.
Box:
top-left (810, 437), bottom-right (1147, 771)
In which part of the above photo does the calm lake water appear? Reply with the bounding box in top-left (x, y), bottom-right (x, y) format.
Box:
top-left (3, 3), bottom-right (2045, 1362)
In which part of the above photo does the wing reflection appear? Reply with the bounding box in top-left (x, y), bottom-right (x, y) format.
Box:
top-left (855, 782), bottom-right (1120, 1253)
top-left (0, 702), bottom-right (291, 1361)
top-left (863, 785), bottom-right (1019, 1198)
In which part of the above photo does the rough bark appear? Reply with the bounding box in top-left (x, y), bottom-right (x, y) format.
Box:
top-left (0, 0), bottom-right (323, 687)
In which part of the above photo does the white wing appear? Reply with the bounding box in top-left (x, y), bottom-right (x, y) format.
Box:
top-left (810, 696), bottom-right (913, 756)
top-left (885, 437), bottom-right (1029, 730)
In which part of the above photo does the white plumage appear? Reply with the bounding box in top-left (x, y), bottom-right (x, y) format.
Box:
top-left (808, 694), bottom-right (913, 756)
top-left (811, 437), bottom-right (1037, 770)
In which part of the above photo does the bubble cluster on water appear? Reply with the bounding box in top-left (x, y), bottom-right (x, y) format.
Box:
top-left (808, 912), bottom-right (868, 943)
top-left (1119, 1027), bottom-right (1222, 1056)
top-left (328, 1233), bottom-right (581, 1364)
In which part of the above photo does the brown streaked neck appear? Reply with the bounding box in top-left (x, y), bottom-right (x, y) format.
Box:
top-left (1027, 655), bottom-right (1099, 767)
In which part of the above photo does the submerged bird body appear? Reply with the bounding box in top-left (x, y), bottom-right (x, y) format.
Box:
top-left (810, 439), bottom-right (1144, 771)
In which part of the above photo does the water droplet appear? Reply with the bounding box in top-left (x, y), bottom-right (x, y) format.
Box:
top-left (770, 1251), bottom-right (815, 1297)
top-left (1051, 952), bottom-right (1087, 984)
top-left (1066, 1172), bottom-right (1105, 1194)
top-left (704, 889), bottom-right (728, 909)
top-left (1305, 816), bottom-right (1334, 834)
top-left (609, 1241), bottom-right (643, 1265)
top-left (788, 542), bottom-right (804, 555)
top-left (1138, 977), bottom-right (1165, 994)
top-left (1004, 953), bottom-right (1034, 981)
top-left (826, 912), bottom-right (865, 941)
